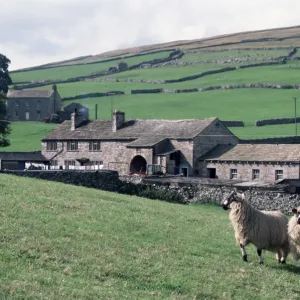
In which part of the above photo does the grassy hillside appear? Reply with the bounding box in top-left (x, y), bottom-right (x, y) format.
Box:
top-left (1, 174), bottom-right (300, 299)
top-left (5, 25), bottom-right (300, 151)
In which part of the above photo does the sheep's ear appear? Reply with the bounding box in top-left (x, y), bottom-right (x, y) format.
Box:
top-left (241, 193), bottom-right (246, 200)
top-left (292, 208), bottom-right (298, 214)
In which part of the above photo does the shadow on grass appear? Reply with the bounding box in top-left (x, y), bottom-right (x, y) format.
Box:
top-left (269, 263), bottom-right (300, 274)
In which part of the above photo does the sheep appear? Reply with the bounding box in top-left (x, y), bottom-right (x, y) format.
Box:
top-left (287, 207), bottom-right (300, 261)
top-left (222, 190), bottom-right (289, 264)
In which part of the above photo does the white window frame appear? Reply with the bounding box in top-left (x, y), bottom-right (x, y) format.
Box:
top-left (47, 141), bottom-right (57, 151)
top-left (89, 141), bottom-right (101, 151)
top-left (67, 141), bottom-right (78, 151)
top-left (252, 169), bottom-right (260, 180)
top-left (275, 170), bottom-right (283, 180)
top-left (230, 168), bottom-right (238, 179)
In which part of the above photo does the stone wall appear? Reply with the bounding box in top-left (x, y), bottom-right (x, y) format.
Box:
top-left (193, 119), bottom-right (239, 176)
top-left (1, 170), bottom-right (120, 192)
top-left (256, 117), bottom-right (300, 127)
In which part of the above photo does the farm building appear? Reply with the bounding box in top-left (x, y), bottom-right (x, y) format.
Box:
top-left (41, 110), bottom-right (238, 175)
top-left (199, 144), bottom-right (300, 183)
top-left (6, 85), bottom-right (61, 121)
top-left (0, 151), bottom-right (49, 170)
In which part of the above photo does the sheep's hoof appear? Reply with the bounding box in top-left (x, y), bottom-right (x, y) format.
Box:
top-left (281, 260), bottom-right (286, 264)
top-left (242, 255), bottom-right (248, 262)
top-left (278, 260), bottom-right (281, 263)
top-left (259, 262), bottom-right (264, 265)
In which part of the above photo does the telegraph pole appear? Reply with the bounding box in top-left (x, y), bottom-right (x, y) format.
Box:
top-left (293, 97), bottom-right (298, 136)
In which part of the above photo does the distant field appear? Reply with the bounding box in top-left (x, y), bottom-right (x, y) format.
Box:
top-left (10, 51), bottom-right (171, 83)
top-left (230, 123), bottom-right (300, 139)
top-left (61, 89), bottom-right (299, 122)
top-left (181, 49), bottom-right (290, 61)
top-left (2, 122), bottom-right (57, 151)
top-left (1, 174), bottom-right (300, 299)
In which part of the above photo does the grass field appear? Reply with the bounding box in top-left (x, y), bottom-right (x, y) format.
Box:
top-left (1, 174), bottom-right (300, 299)
top-left (3, 122), bottom-right (57, 151)
top-left (10, 51), bottom-right (171, 83)
top-left (60, 89), bottom-right (300, 122)
top-left (180, 49), bottom-right (291, 61)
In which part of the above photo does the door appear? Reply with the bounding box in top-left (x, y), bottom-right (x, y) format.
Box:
top-left (181, 167), bottom-right (188, 177)
top-left (25, 111), bottom-right (30, 120)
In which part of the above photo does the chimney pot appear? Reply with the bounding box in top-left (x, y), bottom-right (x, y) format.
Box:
top-left (112, 110), bottom-right (125, 132)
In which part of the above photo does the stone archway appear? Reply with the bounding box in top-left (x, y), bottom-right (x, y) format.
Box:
top-left (130, 155), bottom-right (147, 174)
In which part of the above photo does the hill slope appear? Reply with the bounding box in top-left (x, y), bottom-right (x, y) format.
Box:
top-left (6, 25), bottom-right (300, 151)
top-left (1, 174), bottom-right (300, 299)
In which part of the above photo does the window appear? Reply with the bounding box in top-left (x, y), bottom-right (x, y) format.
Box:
top-left (47, 141), bottom-right (57, 151)
top-left (25, 101), bottom-right (29, 107)
top-left (275, 170), bottom-right (283, 180)
top-left (252, 169), bottom-right (260, 180)
top-left (89, 141), bottom-right (101, 151)
top-left (230, 169), bottom-right (237, 179)
top-left (15, 110), bottom-right (19, 118)
top-left (37, 100), bottom-right (41, 107)
top-left (91, 161), bottom-right (103, 166)
top-left (67, 141), bottom-right (78, 151)
top-left (170, 153), bottom-right (175, 160)
top-left (37, 110), bottom-right (41, 120)
top-left (15, 101), bottom-right (19, 108)
top-left (65, 160), bottom-right (76, 169)
top-left (51, 160), bottom-right (58, 166)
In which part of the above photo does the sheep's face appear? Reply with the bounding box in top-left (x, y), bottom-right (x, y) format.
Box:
top-left (292, 208), bottom-right (300, 225)
top-left (222, 190), bottom-right (244, 210)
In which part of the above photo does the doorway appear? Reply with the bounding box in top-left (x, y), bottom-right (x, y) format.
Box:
top-left (130, 155), bottom-right (147, 174)
top-left (25, 111), bottom-right (30, 120)
top-left (207, 168), bottom-right (216, 178)
top-left (181, 167), bottom-right (188, 177)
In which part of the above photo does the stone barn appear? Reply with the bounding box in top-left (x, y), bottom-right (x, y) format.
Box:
top-left (199, 144), bottom-right (300, 183)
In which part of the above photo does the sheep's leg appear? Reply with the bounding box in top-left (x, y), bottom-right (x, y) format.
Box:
top-left (276, 251), bottom-right (282, 263)
top-left (240, 244), bottom-right (247, 262)
top-left (257, 249), bottom-right (263, 264)
top-left (280, 248), bottom-right (288, 264)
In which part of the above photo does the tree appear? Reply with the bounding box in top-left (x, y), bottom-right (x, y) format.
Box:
top-left (0, 92), bottom-right (11, 146)
top-left (0, 54), bottom-right (12, 146)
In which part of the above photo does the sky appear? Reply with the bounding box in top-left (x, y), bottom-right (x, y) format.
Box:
top-left (1, 0), bottom-right (300, 70)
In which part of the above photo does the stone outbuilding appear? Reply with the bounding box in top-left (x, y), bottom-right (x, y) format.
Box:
top-left (6, 85), bottom-right (61, 121)
top-left (199, 144), bottom-right (300, 183)
top-left (41, 110), bottom-right (238, 175)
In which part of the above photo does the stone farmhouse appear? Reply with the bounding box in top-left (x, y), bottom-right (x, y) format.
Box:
top-left (41, 110), bottom-right (238, 176)
top-left (199, 144), bottom-right (300, 183)
top-left (6, 85), bottom-right (61, 121)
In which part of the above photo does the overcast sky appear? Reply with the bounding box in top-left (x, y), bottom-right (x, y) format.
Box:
top-left (1, 0), bottom-right (300, 70)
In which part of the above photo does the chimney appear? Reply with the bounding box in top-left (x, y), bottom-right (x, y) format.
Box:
top-left (112, 110), bottom-right (125, 132)
top-left (71, 109), bottom-right (84, 131)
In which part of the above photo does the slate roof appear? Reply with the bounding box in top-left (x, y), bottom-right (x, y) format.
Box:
top-left (127, 136), bottom-right (167, 148)
top-left (200, 144), bottom-right (300, 162)
top-left (0, 151), bottom-right (48, 161)
top-left (64, 103), bottom-right (87, 112)
top-left (42, 118), bottom-right (217, 141)
top-left (7, 89), bottom-right (54, 98)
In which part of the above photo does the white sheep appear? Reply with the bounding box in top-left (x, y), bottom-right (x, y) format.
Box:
top-left (222, 190), bottom-right (289, 264)
top-left (287, 207), bottom-right (300, 261)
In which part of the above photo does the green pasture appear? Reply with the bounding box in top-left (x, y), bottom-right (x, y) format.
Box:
top-left (10, 51), bottom-right (171, 83)
top-left (1, 174), bottom-right (300, 299)
top-left (1, 122), bottom-right (57, 151)
top-left (60, 89), bottom-right (300, 122)
top-left (181, 49), bottom-right (290, 61)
